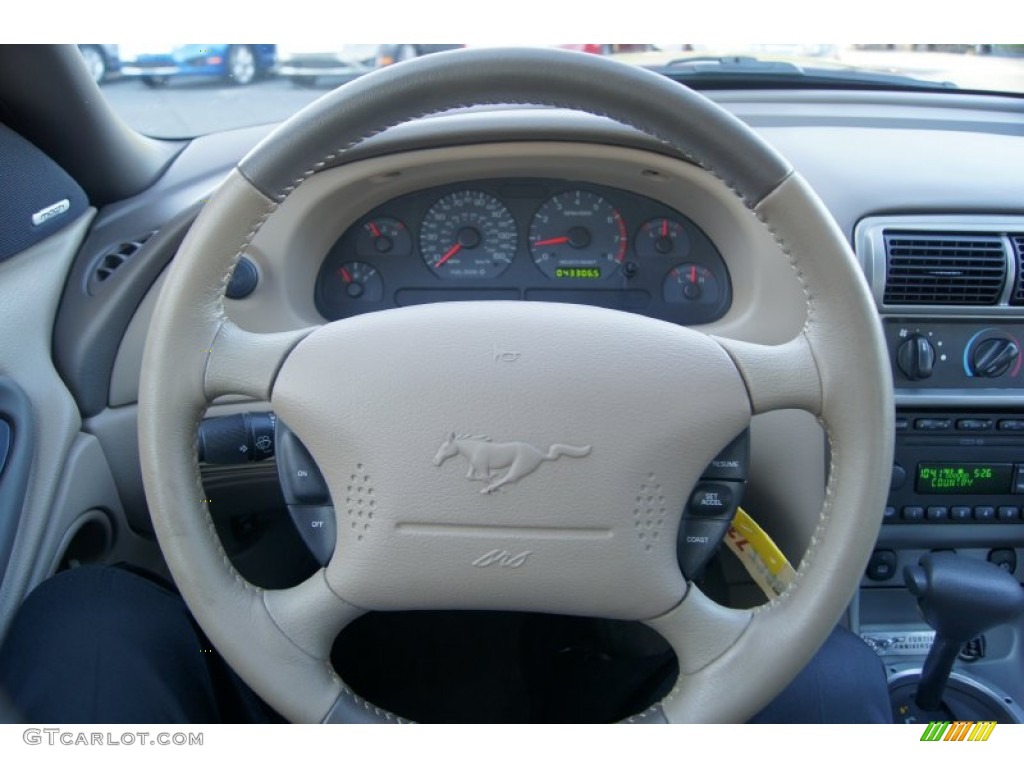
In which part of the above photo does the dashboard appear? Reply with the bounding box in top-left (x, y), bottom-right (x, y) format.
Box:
top-left (313, 178), bottom-right (731, 325)
top-left (4, 79), bottom-right (1024, 722)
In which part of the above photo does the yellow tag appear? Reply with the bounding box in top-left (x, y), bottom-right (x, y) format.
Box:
top-left (724, 507), bottom-right (796, 600)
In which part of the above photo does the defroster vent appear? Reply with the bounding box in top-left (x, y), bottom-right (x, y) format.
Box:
top-left (87, 231), bottom-right (156, 295)
top-left (883, 231), bottom-right (1007, 306)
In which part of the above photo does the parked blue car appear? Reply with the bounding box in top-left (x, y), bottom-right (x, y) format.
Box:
top-left (118, 45), bottom-right (275, 87)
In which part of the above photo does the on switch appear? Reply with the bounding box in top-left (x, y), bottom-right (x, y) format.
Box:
top-left (275, 423), bottom-right (330, 505)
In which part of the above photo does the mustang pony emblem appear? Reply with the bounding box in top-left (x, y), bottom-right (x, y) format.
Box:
top-left (433, 433), bottom-right (592, 494)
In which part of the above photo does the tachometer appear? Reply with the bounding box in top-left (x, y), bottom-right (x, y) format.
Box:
top-left (528, 190), bottom-right (627, 280)
top-left (420, 191), bottom-right (517, 279)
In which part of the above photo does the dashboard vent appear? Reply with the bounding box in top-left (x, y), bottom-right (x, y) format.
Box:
top-left (1012, 236), bottom-right (1024, 306)
top-left (882, 231), bottom-right (1007, 306)
top-left (87, 231), bottom-right (156, 294)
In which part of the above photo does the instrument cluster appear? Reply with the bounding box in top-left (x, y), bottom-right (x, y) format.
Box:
top-left (314, 178), bottom-right (732, 326)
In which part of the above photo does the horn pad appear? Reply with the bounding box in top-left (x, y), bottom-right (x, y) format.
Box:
top-left (271, 301), bottom-right (751, 620)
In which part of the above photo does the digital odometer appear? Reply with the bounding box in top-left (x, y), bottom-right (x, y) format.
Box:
top-left (554, 268), bottom-right (601, 279)
top-left (915, 463), bottom-right (1014, 495)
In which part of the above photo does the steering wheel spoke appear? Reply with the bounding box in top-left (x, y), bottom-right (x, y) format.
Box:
top-left (715, 334), bottom-right (822, 416)
top-left (263, 571), bottom-right (364, 660)
top-left (204, 320), bottom-right (317, 402)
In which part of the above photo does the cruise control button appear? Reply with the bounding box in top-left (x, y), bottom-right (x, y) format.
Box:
top-left (974, 506), bottom-right (996, 522)
top-left (951, 506), bottom-right (973, 521)
top-left (276, 425), bottom-right (330, 505)
top-left (901, 506), bottom-right (925, 522)
top-left (288, 505), bottom-right (337, 566)
top-left (687, 482), bottom-right (741, 519)
top-left (702, 432), bottom-right (749, 481)
top-left (997, 506), bottom-right (1021, 521)
top-left (926, 506), bottom-right (949, 521)
top-left (677, 518), bottom-right (730, 580)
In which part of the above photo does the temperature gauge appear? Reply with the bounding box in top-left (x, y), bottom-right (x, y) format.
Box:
top-left (355, 217), bottom-right (412, 257)
top-left (334, 262), bottom-right (384, 302)
top-left (663, 263), bottom-right (721, 305)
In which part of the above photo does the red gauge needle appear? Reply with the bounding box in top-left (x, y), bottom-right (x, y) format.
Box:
top-left (368, 222), bottom-right (381, 238)
top-left (436, 243), bottom-right (462, 268)
top-left (690, 265), bottom-right (697, 283)
top-left (339, 267), bottom-right (352, 283)
top-left (661, 219), bottom-right (668, 237)
top-left (534, 236), bottom-right (570, 247)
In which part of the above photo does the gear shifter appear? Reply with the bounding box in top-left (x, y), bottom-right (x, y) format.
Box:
top-left (904, 552), bottom-right (1024, 711)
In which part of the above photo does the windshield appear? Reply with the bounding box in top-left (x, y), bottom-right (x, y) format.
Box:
top-left (86, 43), bottom-right (1024, 138)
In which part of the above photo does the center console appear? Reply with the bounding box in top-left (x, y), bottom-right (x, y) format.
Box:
top-left (853, 215), bottom-right (1024, 721)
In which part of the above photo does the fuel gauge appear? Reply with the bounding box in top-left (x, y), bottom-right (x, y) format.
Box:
top-left (334, 262), bottom-right (384, 302)
top-left (356, 217), bottom-right (412, 257)
top-left (663, 263), bottom-right (720, 305)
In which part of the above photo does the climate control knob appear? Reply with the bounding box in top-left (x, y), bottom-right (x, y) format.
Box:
top-left (896, 335), bottom-right (936, 381)
top-left (970, 337), bottom-right (1020, 378)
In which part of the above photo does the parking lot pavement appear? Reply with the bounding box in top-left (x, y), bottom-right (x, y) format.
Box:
top-left (100, 76), bottom-right (346, 137)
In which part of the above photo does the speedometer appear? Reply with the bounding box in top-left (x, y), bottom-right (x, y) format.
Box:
top-left (420, 190), bottom-right (518, 279)
top-left (528, 190), bottom-right (627, 280)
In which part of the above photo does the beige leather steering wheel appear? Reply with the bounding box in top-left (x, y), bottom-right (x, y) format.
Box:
top-left (138, 48), bottom-right (893, 723)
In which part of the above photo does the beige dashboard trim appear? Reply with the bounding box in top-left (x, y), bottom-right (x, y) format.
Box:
top-left (110, 141), bottom-right (809, 405)
top-left (0, 212), bottom-right (95, 639)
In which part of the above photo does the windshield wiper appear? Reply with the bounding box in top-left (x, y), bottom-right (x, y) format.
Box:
top-left (656, 55), bottom-right (956, 90)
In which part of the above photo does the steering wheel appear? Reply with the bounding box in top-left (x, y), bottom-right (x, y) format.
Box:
top-left (138, 47), bottom-right (893, 723)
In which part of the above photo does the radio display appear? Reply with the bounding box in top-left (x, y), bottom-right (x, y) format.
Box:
top-left (915, 463), bottom-right (1013, 495)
